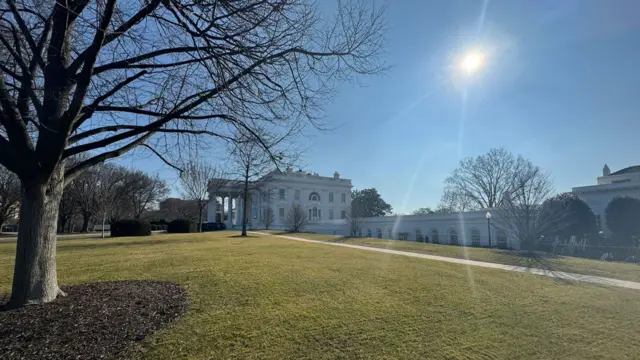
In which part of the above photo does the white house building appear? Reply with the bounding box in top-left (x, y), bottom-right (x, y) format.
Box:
top-left (572, 164), bottom-right (640, 234)
top-left (207, 168), bottom-right (352, 231)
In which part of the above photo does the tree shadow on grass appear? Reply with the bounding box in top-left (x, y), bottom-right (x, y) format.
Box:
top-left (500, 250), bottom-right (576, 285)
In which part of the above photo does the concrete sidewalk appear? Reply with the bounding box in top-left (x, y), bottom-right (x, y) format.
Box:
top-left (251, 232), bottom-right (640, 291)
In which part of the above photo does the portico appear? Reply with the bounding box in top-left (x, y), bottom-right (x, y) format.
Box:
top-left (207, 180), bottom-right (249, 229)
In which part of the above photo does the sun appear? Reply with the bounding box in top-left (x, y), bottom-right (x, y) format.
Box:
top-left (461, 51), bottom-right (486, 73)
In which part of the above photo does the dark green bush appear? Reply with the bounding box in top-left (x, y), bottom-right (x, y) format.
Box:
top-left (111, 219), bottom-right (151, 237)
top-left (168, 219), bottom-right (195, 233)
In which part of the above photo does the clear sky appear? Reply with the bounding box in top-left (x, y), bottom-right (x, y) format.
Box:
top-left (121, 0), bottom-right (640, 214)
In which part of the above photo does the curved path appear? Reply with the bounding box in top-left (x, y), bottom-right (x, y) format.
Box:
top-left (251, 232), bottom-right (640, 291)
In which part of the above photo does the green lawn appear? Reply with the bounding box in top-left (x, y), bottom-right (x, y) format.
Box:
top-left (1, 231), bottom-right (640, 359)
top-left (266, 231), bottom-right (640, 283)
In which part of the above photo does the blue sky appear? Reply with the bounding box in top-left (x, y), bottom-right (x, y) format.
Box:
top-left (122, 0), bottom-right (640, 213)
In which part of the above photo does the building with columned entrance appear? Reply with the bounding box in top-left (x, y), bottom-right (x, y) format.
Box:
top-left (207, 168), bottom-right (353, 231)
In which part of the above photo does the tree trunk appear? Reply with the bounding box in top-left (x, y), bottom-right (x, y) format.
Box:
top-left (198, 207), bottom-right (203, 233)
top-left (9, 168), bottom-right (65, 307)
top-left (241, 177), bottom-right (249, 236)
top-left (81, 213), bottom-right (90, 232)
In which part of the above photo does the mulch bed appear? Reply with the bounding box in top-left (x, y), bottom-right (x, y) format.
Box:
top-left (0, 280), bottom-right (188, 360)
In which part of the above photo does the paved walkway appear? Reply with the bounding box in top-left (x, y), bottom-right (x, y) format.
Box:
top-left (251, 232), bottom-right (640, 291)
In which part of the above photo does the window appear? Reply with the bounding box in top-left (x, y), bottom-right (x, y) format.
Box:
top-left (376, 228), bottom-right (382, 238)
top-left (388, 229), bottom-right (392, 239)
top-left (341, 210), bottom-right (346, 219)
top-left (497, 230), bottom-right (508, 249)
top-left (341, 193), bottom-right (346, 203)
top-left (471, 229), bottom-right (481, 247)
top-left (596, 214), bottom-right (602, 231)
top-left (448, 229), bottom-right (459, 245)
top-left (309, 207), bottom-right (321, 221)
top-left (295, 189), bottom-right (300, 200)
top-left (415, 229), bottom-right (422, 242)
top-left (430, 229), bottom-right (439, 244)
top-left (329, 209), bottom-right (334, 220)
top-left (279, 188), bottom-right (285, 200)
top-left (329, 192), bottom-right (334, 202)
top-left (357, 228), bottom-right (362, 237)
top-left (367, 228), bottom-right (372, 237)
top-left (309, 192), bottom-right (320, 201)
top-left (398, 232), bottom-right (409, 240)
top-left (279, 207), bottom-right (285, 218)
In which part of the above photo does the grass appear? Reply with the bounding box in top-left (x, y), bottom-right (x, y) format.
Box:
top-left (1, 231), bottom-right (640, 359)
top-left (266, 231), bottom-right (640, 283)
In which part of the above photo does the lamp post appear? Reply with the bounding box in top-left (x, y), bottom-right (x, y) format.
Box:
top-left (486, 211), bottom-right (492, 248)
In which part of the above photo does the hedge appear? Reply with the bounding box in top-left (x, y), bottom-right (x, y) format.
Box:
top-left (111, 219), bottom-right (151, 237)
top-left (168, 219), bottom-right (195, 233)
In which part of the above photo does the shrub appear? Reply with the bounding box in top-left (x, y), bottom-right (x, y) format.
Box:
top-left (111, 219), bottom-right (151, 237)
top-left (168, 219), bottom-right (195, 233)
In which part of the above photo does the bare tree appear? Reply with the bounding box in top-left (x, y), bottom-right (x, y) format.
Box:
top-left (93, 164), bottom-right (129, 237)
top-left (229, 134), bottom-right (281, 236)
top-left (436, 188), bottom-right (475, 213)
top-left (57, 189), bottom-right (76, 234)
top-left (67, 168), bottom-right (101, 232)
top-left (442, 148), bottom-right (529, 210)
top-left (285, 203), bottom-right (308, 232)
top-left (180, 161), bottom-right (218, 232)
top-left (0, 165), bottom-right (20, 232)
top-left (0, 0), bottom-right (385, 307)
top-left (124, 171), bottom-right (169, 219)
top-left (496, 162), bottom-right (555, 252)
top-left (264, 208), bottom-right (275, 230)
top-left (345, 206), bottom-right (363, 237)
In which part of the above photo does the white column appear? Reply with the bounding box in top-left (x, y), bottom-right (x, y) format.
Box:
top-left (226, 194), bottom-right (233, 229)
top-left (207, 194), bottom-right (217, 223)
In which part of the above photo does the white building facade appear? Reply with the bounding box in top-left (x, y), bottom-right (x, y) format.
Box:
top-left (572, 164), bottom-right (640, 234)
top-left (207, 169), bottom-right (352, 231)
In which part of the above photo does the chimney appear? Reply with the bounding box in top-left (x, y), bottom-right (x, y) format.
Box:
top-left (287, 167), bottom-right (293, 173)
top-left (334, 171), bottom-right (340, 179)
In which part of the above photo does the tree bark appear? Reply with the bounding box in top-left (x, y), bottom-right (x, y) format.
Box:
top-left (9, 167), bottom-right (65, 307)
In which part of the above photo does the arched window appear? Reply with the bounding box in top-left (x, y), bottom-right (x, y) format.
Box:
top-left (388, 228), bottom-right (392, 239)
top-left (415, 229), bottom-right (423, 242)
top-left (357, 228), bottom-right (362, 237)
top-left (470, 229), bottom-right (481, 247)
top-left (309, 192), bottom-right (320, 201)
top-left (430, 229), bottom-right (439, 244)
top-left (367, 228), bottom-right (372, 237)
top-left (448, 229), bottom-right (459, 245)
top-left (377, 228), bottom-right (382, 238)
top-left (497, 229), bottom-right (508, 249)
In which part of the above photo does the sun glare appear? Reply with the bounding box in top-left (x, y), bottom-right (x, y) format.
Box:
top-left (461, 51), bottom-right (485, 74)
